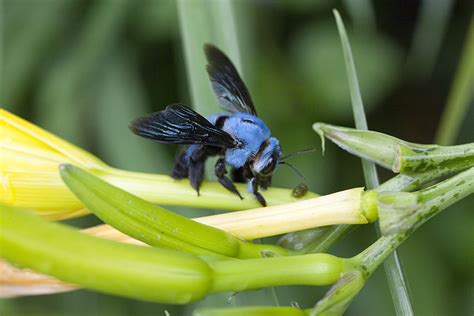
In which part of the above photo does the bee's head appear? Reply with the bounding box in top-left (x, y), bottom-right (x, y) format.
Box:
top-left (252, 137), bottom-right (281, 177)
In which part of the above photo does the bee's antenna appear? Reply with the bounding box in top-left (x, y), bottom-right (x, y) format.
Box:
top-left (281, 148), bottom-right (317, 160)
top-left (279, 161), bottom-right (306, 180)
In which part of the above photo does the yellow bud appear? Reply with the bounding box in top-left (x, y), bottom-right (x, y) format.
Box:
top-left (1, 108), bottom-right (107, 219)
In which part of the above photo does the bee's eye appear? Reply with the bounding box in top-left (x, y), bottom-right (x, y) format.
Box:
top-left (261, 159), bottom-right (276, 175)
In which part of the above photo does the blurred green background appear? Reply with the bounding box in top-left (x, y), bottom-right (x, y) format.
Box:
top-left (1, 0), bottom-right (473, 315)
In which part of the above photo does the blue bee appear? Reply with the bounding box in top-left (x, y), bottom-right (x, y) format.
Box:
top-left (129, 44), bottom-right (284, 206)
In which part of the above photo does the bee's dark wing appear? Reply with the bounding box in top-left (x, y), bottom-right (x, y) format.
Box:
top-left (204, 44), bottom-right (257, 116)
top-left (129, 104), bottom-right (237, 148)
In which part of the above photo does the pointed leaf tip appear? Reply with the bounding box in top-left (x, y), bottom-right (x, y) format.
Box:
top-left (312, 123), bottom-right (326, 155)
top-left (59, 163), bottom-right (74, 174)
top-left (59, 164), bottom-right (85, 183)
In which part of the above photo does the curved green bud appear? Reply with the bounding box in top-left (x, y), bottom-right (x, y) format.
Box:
top-left (0, 204), bottom-right (212, 304)
top-left (313, 123), bottom-right (398, 170)
top-left (60, 164), bottom-right (289, 259)
top-left (313, 123), bottom-right (474, 176)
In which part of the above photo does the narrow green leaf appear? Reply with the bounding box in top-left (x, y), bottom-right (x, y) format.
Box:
top-left (333, 10), bottom-right (378, 188)
top-left (333, 9), bottom-right (414, 314)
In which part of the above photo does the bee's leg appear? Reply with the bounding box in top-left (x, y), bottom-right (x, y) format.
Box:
top-left (187, 145), bottom-right (207, 196)
top-left (172, 146), bottom-right (189, 179)
top-left (215, 158), bottom-right (243, 199)
top-left (249, 177), bottom-right (267, 207)
top-left (232, 163), bottom-right (252, 183)
top-left (188, 159), bottom-right (204, 195)
top-left (259, 176), bottom-right (272, 191)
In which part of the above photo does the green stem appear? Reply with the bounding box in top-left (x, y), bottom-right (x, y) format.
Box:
top-left (418, 167), bottom-right (474, 203)
top-left (353, 234), bottom-right (401, 278)
top-left (100, 167), bottom-right (317, 211)
top-left (376, 172), bottom-right (437, 192)
top-left (209, 254), bottom-right (353, 293)
top-left (281, 225), bottom-right (355, 255)
top-left (396, 142), bottom-right (474, 173)
top-left (309, 270), bottom-right (365, 316)
top-left (378, 167), bottom-right (474, 235)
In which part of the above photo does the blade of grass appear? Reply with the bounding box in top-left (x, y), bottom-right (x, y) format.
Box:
top-left (333, 10), bottom-right (378, 187)
top-left (177, 0), bottom-right (280, 309)
top-left (334, 9), bottom-right (414, 315)
top-left (435, 18), bottom-right (474, 145)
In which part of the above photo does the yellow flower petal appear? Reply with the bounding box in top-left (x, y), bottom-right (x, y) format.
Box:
top-left (0, 108), bottom-right (107, 168)
top-left (1, 109), bottom-right (107, 218)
